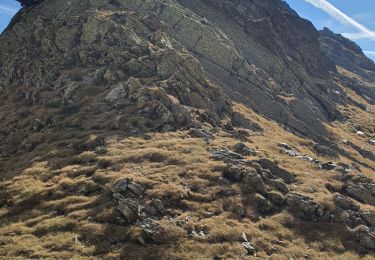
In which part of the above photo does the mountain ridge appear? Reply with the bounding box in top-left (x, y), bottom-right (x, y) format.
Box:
top-left (0, 0), bottom-right (374, 258)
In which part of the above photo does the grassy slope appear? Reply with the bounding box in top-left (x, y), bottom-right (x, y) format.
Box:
top-left (0, 72), bottom-right (374, 259)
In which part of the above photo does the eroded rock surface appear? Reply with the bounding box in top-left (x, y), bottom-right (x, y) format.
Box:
top-left (0, 0), bottom-right (374, 258)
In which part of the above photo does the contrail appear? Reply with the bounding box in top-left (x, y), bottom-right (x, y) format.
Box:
top-left (0, 6), bottom-right (17, 15)
top-left (343, 32), bottom-right (375, 40)
top-left (304, 0), bottom-right (375, 40)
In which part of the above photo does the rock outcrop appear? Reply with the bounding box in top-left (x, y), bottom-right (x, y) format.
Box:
top-left (0, 0), bottom-right (374, 258)
top-left (1, 0), bottom-right (362, 149)
top-left (175, 0), bottom-right (348, 139)
top-left (0, 0), bottom-right (242, 157)
top-left (320, 27), bottom-right (375, 104)
top-left (320, 27), bottom-right (375, 82)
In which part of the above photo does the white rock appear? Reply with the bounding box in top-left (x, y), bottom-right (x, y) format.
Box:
top-left (356, 131), bottom-right (365, 136)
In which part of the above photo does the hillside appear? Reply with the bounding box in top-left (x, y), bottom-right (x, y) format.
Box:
top-left (0, 0), bottom-right (374, 259)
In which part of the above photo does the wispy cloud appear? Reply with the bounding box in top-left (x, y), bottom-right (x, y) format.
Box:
top-left (0, 5), bottom-right (17, 15)
top-left (343, 32), bottom-right (375, 40)
top-left (364, 51), bottom-right (375, 55)
top-left (304, 0), bottom-right (375, 40)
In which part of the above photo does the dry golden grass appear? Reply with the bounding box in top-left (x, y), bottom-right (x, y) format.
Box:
top-left (1, 86), bottom-right (374, 258)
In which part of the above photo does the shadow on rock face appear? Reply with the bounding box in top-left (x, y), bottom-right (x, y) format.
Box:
top-left (16, 0), bottom-right (44, 7)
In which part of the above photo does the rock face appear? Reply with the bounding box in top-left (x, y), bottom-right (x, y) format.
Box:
top-left (0, 0), bottom-right (365, 154)
top-left (0, 0), bottom-right (375, 258)
top-left (320, 28), bottom-right (375, 82)
top-left (175, 0), bottom-right (346, 140)
top-left (320, 28), bottom-right (375, 104)
top-left (16, 0), bottom-right (44, 7)
top-left (0, 0), bottom-right (240, 157)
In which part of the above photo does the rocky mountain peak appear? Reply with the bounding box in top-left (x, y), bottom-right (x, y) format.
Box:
top-left (320, 27), bottom-right (366, 56)
top-left (0, 0), bottom-right (374, 258)
top-left (319, 27), bottom-right (375, 103)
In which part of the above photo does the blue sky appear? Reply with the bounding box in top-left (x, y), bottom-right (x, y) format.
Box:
top-left (285, 0), bottom-right (375, 61)
top-left (0, 0), bottom-right (374, 61)
top-left (0, 0), bottom-right (20, 31)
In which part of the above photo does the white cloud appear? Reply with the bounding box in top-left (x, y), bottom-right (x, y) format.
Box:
top-left (304, 0), bottom-right (375, 40)
top-left (364, 51), bottom-right (375, 55)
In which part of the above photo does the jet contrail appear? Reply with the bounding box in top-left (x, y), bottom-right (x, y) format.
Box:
top-left (0, 6), bottom-right (17, 15)
top-left (343, 32), bottom-right (375, 40)
top-left (304, 0), bottom-right (375, 40)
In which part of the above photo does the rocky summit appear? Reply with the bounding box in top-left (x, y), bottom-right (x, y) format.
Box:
top-left (0, 0), bottom-right (374, 259)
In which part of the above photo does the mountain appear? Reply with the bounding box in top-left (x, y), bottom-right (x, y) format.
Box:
top-left (320, 27), bottom-right (375, 105)
top-left (0, 0), bottom-right (374, 259)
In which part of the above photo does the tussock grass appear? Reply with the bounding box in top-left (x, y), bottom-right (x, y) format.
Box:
top-left (0, 93), bottom-right (374, 259)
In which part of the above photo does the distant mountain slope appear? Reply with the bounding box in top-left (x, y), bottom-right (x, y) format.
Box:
top-left (320, 27), bottom-right (375, 104)
top-left (320, 27), bottom-right (375, 81)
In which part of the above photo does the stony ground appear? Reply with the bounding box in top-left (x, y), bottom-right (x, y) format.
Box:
top-left (0, 0), bottom-right (374, 259)
top-left (0, 91), bottom-right (374, 259)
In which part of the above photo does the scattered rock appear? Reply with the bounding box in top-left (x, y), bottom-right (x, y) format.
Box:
top-left (115, 196), bottom-right (140, 224)
top-left (256, 194), bottom-right (276, 214)
top-left (242, 170), bottom-right (268, 195)
top-left (286, 193), bottom-right (330, 222)
top-left (284, 149), bottom-right (299, 157)
top-left (112, 179), bottom-right (167, 225)
top-left (264, 179), bottom-right (290, 194)
top-left (277, 143), bottom-right (294, 150)
top-left (278, 142), bottom-right (299, 156)
top-left (296, 155), bottom-right (318, 163)
top-left (139, 219), bottom-right (185, 244)
top-left (344, 184), bottom-right (375, 206)
top-left (313, 144), bottom-right (339, 158)
top-left (266, 191), bottom-right (286, 206)
top-left (105, 78), bottom-right (142, 109)
top-left (231, 129), bottom-right (251, 141)
top-left (217, 176), bottom-right (231, 185)
top-left (320, 162), bottom-right (337, 170)
top-left (350, 225), bottom-right (375, 251)
top-left (258, 159), bottom-right (296, 183)
top-left (223, 164), bottom-right (247, 181)
top-left (337, 163), bottom-right (352, 174)
top-left (356, 131), bottom-right (365, 137)
top-left (113, 178), bottom-right (144, 197)
top-left (190, 230), bottom-right (205, 238)
top-left (189, 128), bottom-right (212, 140)
top-left (351, 163), bottom-right (361, 172)
top-left (242, 242), bottom-right (256, 255)
top-left (241, 232), bottom-right (248, 242)
top-left (203, 211), bottom-right (215, 218)
top-left (358, 149), bottom-right (375, 162)
top-left (143, 199), bottom-right (165, 217)
top-left (345, 141), bottom-right (375, 161)
top-left (333, 194), bottom-right (359, 211)
top-left (210, 150), bottom-right (245, 164)
top-left (82, 68), bottom-right (105, 85)
top-left (361, 212), bottom-right (375, 227)
top-left (234, 142), bottom-right (257, 156)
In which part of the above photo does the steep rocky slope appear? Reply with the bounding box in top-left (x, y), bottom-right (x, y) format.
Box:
top-left (0, 0), bottom-right (374, 259)
top-left (320, 27), bottom-right (375, 104)
top-left (320, 27), bottom-right (375, 83)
